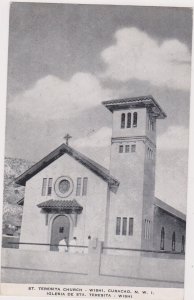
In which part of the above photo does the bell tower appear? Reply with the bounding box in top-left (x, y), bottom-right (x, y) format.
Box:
top-left (102, 96), bottom-right (166, 251)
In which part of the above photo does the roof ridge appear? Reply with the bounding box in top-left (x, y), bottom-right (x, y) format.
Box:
top-left (66, 144), bottom-right (110, 175)
top-left (154, 197), bottom-right (186, 221)
top-left (15, 143), bottom-right (119, 188)
top-left (102, 95), bottom-right (153, 104)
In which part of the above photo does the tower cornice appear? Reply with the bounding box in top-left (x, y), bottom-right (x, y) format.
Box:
top-left (102, 95), bottom-right (166, 119)
top-left (111, 136), bottom-right (156, 149)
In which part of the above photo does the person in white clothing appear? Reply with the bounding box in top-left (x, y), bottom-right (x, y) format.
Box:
top-left (69, 237), bottom-right (77, 254)
top-left (58, 237), bottom-right (68, 252)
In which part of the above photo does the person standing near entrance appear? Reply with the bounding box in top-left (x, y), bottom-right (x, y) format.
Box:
top-left (69, 237), bottom-right (77, 254)
top-left (58, 237), bottom-right (68, 252)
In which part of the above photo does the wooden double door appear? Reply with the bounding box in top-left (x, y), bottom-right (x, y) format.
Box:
top-left (50, 215), bottom-right (70, 251)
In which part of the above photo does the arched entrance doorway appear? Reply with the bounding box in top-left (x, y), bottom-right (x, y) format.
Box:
top-left (50, 215), bottom-right (70, 251)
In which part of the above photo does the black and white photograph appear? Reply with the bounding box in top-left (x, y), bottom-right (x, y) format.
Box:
top-left (0, 1), bottom-right (193, 298)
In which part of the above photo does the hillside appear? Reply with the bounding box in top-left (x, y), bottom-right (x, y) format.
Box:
top-left (3, 157), bottom-right (34, 229)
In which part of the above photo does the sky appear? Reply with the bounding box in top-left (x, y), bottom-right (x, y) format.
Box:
top-left (5, 3), bottom-right (193, 213)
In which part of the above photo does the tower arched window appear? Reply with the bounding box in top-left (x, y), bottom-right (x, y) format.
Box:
top-left (133, 112), bottom-right (137, 127)
top-left (181, 235), bottom-right (185, 253)
top-left (127, 113), bottom-right (131, 128)
top-left (121, 113), bottom-right (125, 129)
top-left (151, 120), bottom-right (154, 131)
top-left (148, 118), bottom-right (150, 130)
top-left (160, 227), bottom-right (165, 250)
top-left (148, 147), bottom-right (151, 159)
top-left (172, 231), bottom-right (176, 251)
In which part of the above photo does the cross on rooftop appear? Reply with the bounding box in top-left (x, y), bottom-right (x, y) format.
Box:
top-left (64, 134), bottom-right (72, 146)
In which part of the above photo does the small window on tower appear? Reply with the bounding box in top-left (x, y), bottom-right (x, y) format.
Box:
top-left (151, 120), bottom-right (154, 131)
top-left (147, 148), bottom-right (151, 159)
top-left (133, 112), bottom-right (137, 127)
top-left (125, 145), bottom-right (130, 153)
top-left (119, 145), bottom-right (124, 153)
top-left (144, 219), bottom-right (150, 239)
top-left (127, 113), bottom-right (131, 128)
top-left (144, 219), bottom-right (147, 239)
top-left (131, 144), bottom-right (136, 152)
top-left (121, 113), bottom-right (125, 129)
top-left (148, 220), bottom-right (151, 239)
top-left (116, 217), bottom-right (121, 235)
top-left (122, 217), bottom-right (127, 235)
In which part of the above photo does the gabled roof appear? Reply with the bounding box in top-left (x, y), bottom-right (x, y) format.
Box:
top-left (15, 143), bottom-right (119, 189)
top-left (154, 197), bottom-right (186, 222)
top-left (102, 95), bottom-right (166, 119)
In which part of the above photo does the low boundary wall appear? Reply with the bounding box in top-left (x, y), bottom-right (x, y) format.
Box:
top-left (1, 239), bottom-right (185, 287)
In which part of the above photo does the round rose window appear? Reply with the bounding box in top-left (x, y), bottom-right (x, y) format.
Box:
top-left (54, 176), bottom-right (73, 198)
top-left (59, 179), bottom-right (70, 193)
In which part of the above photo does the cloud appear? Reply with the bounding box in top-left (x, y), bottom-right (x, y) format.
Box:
top-left (8, 27), bottom-right (191, 122)
top-left (73, 124), bottom-right (189, 152)
top-left (101, 27), bottom-right (191, 90)
top-left (8, 26), bottom-right (191, 128)
top-left (157, 126), bottom-right (189, 150)
top-left (71, 126), bottom-right (112, 168)
top-left (8, 73), bottom-right (112, 120)
top-left (72, 126), bottom-right (112, 148)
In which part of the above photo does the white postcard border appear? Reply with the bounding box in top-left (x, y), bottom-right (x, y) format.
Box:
top-left (0, 1), bottom-right (194, 300)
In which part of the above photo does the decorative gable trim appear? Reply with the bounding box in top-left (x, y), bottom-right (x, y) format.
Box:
top-left (15, 143), bottom-right (120, 191)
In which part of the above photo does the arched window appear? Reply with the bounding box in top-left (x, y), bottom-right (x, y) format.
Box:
top-left (148, 220), bottom-right (151, 239)
top-left (181, 235), bottom-right (185, 253)
top-left (127, 113), bottom-right (131, 128)
top-left (172, 232), bottom-right (176, 251)
top-left (133, 112), bottom-right (137, 127)
top-left (121, 113), bottom-right (125, 128)
top-left (160, 227), bottom-right (165, 250)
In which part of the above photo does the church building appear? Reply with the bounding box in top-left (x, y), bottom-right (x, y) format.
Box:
top-left (16, 96), bottom-right (186, 254)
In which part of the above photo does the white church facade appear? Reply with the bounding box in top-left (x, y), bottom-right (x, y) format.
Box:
top-left (16, 96), bottom-right (186, 254)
